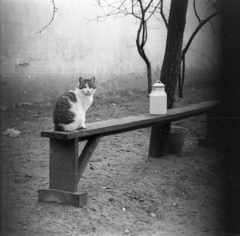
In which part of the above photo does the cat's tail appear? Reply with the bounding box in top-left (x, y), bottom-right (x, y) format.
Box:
top-left (54, 124), bottom-right (64, 131)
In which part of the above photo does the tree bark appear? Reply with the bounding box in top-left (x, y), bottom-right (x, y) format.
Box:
top-left (136, 17), bottom-right (152, 94)
top-left (147, 63), bottom-right (152, 94)
top-left (220, 0), bottom-right (240, 231)
top-left (149, 0), bottom-right (188, 157)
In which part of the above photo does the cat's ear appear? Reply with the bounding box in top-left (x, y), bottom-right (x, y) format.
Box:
top-left (79, 77), bottom-right (83, 83)
top-left (91, 77), bottom-right (95, 82)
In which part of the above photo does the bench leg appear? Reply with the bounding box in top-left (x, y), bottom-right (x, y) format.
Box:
top-left (48, 138), bottom-right (79, 192)
top-left (198, 108), bottom-right (223, 148)
top-left (149, 123), bottom-right (171, 157)
top-left (39, 138), bottom-right (86, 207)
top-left (38, 136), bottom-right (101, 207)
top-left (38, 189), bottom-right (87, 208)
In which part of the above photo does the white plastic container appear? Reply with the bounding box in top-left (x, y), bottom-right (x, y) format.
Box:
top-left (149, 80), bottom-right (167, 115)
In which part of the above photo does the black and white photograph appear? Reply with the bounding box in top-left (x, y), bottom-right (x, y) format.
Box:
top-left (1, 0), bottom-right (240, 235)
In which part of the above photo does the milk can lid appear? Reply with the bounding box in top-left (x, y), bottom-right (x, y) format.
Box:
top-left (152, 80), bottom-right (165, 88)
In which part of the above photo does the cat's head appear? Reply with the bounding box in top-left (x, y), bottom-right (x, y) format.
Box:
top-left (78, 77), bottom-right (96, 96)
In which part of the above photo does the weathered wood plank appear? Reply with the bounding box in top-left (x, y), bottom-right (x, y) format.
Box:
top-left (49, 138), bottom-right (79, 192)
top-left (42, 100), bottom-right (220, 141)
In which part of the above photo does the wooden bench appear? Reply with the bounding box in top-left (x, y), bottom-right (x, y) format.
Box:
top-left (38, 100), bottom-right (221, 207)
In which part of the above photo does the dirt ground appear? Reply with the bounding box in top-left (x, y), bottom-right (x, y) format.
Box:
top-left (0, 82), bottom-right (227, 236)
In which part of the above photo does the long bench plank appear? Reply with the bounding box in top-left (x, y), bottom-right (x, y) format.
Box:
top-left (41, 100), bottom-right (220, 141)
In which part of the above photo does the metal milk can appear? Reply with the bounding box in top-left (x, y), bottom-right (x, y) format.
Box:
top-left (149, 80), bottom-right (167, 115)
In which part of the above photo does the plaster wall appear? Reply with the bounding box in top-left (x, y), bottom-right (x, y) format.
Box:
top-left (0, 0), bottom-right (220, 106)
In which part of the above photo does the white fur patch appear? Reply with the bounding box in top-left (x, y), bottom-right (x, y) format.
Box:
top-left (60, 87), bottom-right (95, 131)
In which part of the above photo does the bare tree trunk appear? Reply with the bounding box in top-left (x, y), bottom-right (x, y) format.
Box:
top-left (220, 0), bottom-right (240, 231)
top-left (149, 0), bottom-right (188, 157)
top-left (147, 63), bottom-right (152, 94)
top-left (136, 15), bottom-right (152, 94)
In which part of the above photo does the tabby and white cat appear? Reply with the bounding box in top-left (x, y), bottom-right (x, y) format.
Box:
top-left (53, 76), bottom-right (96, 131)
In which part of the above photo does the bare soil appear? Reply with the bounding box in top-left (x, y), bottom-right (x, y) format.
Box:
top-left (0, 82), bottom-right (226, 236)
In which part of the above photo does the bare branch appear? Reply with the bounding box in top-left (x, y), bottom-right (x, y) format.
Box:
top-left (179, 7), bottom-right (220, 97)
top-left (142, 21), bottom-right (148, 46)
top-left (160, 0), bottom-right (168, 29)
top-left (153, 11), bottom-right (162, 22)
top-left (146, 1), bottom-right (161, 22)
top-left (182, 10), bottom-right (220, 58)
top-left (145, 0), bottom-right (154, 12)
top-left (104, 0), bottom-right (128, 17)
top-left (36, 0), bottom-right (57, 34)
top-left (91, 0), bottom-right (157, 94)
top-left (193, 49), bottom-right (218, 72)
top-left (193, 0), bottom-right (201, 23)
top-left (86, 0), bottom-right (144, 23)
top-left (137, 1), bottom-right (146, 48)
top-left (207, 0), bottom-right (219, 11)
top-left (131, 1), bottom-right (142, 19)
top-left (90, 0), bottom-right (161, 23)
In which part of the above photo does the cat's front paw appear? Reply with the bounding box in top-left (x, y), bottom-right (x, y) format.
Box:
top-left (81, 124), bottom-right (87, 129)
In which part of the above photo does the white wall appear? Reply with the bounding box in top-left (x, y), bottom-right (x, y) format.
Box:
top-left (0, 0), bottom-right (220, 106)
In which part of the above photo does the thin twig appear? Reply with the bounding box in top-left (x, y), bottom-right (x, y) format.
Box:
top-left (145, 0), bottom-right (154, 12)
top-left (186, 47), bottom-right (218, 71)
top-left (208, 0), bottom-right (219, 11)
top-left (193, 0), bottom-right (201, 23)
top-left (179, 8), bottom-right (220, 97)
top-left (182, 11), bottom-right (220, 58)
top-left (36, 0), bottom-right (57, 33)
top-left (160, 0), bottom-right (168, 29)
top-left (146, 1), bottom-right (161, 22)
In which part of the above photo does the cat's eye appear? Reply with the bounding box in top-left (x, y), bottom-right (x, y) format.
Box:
top-left (89, 84), bottom-right (96, 89)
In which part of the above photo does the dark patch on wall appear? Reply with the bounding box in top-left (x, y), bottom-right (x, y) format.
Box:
top-left (0, 75), bottom-right (9, 85)
top-left (15, 62), bottom-right (30, 70)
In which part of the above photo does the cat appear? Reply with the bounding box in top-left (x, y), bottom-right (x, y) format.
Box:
top-left (53, 76), bottom-right (96, 131)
